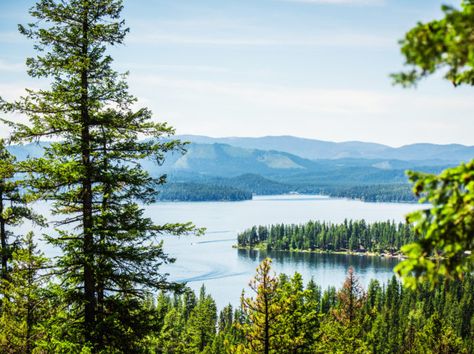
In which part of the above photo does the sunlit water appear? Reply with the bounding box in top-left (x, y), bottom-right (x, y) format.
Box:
top-left (145, 195), bottom-right (423, 309)
top-left (26, 195), bottom-right (423, 309)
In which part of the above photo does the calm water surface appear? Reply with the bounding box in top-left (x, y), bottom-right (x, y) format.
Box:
top-left (147, 195), bottom-right (422, 309)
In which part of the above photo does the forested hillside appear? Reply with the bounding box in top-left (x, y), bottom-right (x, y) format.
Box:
top-left (8, 143), bottom-right (435, 202)
top-left (158, 183), bottom-right (252, 201)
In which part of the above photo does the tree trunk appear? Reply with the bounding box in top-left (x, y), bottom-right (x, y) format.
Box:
top-left (81, 6), bottom-right (96, 346)
top-left (96, 127), bottom-right (109, 350)
top-left (0, 188), bottom-right (7, 281)
top-left (264, 277), bottom-right (269, 354)
top-left (26, 252), bottom-right (33, 354)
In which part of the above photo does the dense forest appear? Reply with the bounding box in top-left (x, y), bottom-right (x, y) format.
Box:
top-left (237, 220), bottom-right (417, 254)
top-left (106, 261), bottom-right (474, 353)
top-left (307, 184), bottom-right (417, 203)
top-left (158, 182), bottom-right (416, 203)
top-left (158, 183), bottom-right (252, 202)
top-left (2, 249), bottom-right (473, 353)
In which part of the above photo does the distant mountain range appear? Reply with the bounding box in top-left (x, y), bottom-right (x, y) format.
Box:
top-left (155, 142), bottom-right (453, 186)
top-left (176, 135), bottom-right (474, 162)
top-left (7, 136), bottom-right (473, 194)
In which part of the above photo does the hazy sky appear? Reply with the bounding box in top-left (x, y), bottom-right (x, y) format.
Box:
top-left (0, 0), bottom-right (473, 147)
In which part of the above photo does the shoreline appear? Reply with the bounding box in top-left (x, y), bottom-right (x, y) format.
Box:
top-left (233, 245), bottom-right (406, 259)
top-left (156, 193), bottom-right (424, 205)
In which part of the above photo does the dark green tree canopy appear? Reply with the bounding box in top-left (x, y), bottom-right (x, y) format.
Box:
top-left (395, 161), bottom-right (474, 287)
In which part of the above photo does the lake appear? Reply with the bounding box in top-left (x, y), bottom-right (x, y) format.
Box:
top-left (147, 195), bottom-right (422, 309)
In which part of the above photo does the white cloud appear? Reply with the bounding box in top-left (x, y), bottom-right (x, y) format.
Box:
top-left (117, 63), bottom-right (229, 74)
top-left (2, 76), bottom-right (473, 146)
top-left (130, 74), bottom-right (393, 115)
top-left (130, 18), bottom-right (256, 32)
top-left (124, 74), bottom-right (474, 146)
top-left (0, 83), bottom-right (31, 100)
top-left (138, 75), bottom-right (471, 117)
top-left (0, 31), bottom-right (25, 44)
top-left (127, 32), bottom-right (393, 48)
top-left (0, 59), bottom-right (25, 72)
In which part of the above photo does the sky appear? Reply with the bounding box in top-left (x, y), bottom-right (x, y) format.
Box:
top-left (0, 0), bottom-right (473, 147)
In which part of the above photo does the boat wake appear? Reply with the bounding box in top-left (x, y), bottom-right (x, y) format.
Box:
top-left (193, 238), bottom-right (234, 245)
top-left (176, 270), bottom-right (247, 283)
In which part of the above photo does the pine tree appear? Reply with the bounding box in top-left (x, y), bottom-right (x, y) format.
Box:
top-left (237, 258), bottom-right (282, 354)
top-left (218, 304), bottom-right (234, 333)
top-left (276, 272), bottom-right (318, 353)
top-left (185, 286), bottom-right (218, 352)
top-left (334, 266), bottom-right (365, 325)
top-left (1, 0), bottom-right (195, 351)
top-left (158, 307), bottom-right (186, 354)
top-left (0, 232), bottom-right (50, 354)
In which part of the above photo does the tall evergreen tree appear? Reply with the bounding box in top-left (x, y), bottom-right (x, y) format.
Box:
top-left (334, 267), bottom-right (365, 325)
top-left (276, 272), bottom-right (319, 353)
top-left (185, 286), bottom-right (218, 352)
top-left (1, 0), bottom-right (194, 351)
top-left (237, 258), bottom-right (282, 354)
top-left (158, 307), bottom-right (186, 354)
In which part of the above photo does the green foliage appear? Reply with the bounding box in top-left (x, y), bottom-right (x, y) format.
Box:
top-left (224, 261), bottom-right (473, 353)
top-left (152, 286), bottom-right (219, 354)
top-left (391, 0), bottom-right (474, 290)
top-left (276, 272), bottom-right (319, 353)
top-left (0, 0), bottom-right (472, 352)
top-left (392, 1), bottom-right (474, 87)
top-left (158, 307), bottom-right (187, 354)
top-left (238, 219), bottom-right (417, 254)
top-left (185, 286), bottom-right (218, 353)
top-left (236, 258), bottom-right (282, 354)
top-left (0, 233), bottom-right (51, 354)
top-left (313, 318), bottom-right (370, 354)
top-left (174, 173), bottom-right (425, 203)
top-left (0, 244), bottom-right (472, 353)
top-left (312, 268), bottom-right (369, 353)
top-left (0, 140), bottom-right (44, 281)
top-left (395, 161), bottom-right (474, 288)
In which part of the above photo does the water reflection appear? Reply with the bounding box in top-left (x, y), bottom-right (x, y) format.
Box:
top-left (238, 249), bottom-right (398, 268)
top-left (147, 195), bottom-right (417, 307)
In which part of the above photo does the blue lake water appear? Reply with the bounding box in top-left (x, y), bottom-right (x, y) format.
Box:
top-left (146, 195), bottom-right (423, 309)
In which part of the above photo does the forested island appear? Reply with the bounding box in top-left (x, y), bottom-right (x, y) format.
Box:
top-left (158, 183), bottom-right (252, 202)
top-left (237, 220), bottom-right (417, 254)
